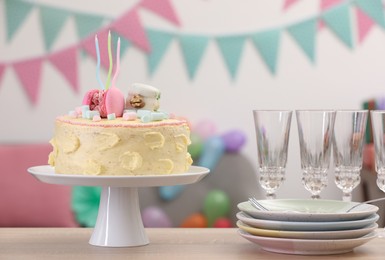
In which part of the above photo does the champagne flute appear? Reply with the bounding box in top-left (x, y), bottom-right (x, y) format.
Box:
top-left (252, 110), bottom-right (292, 199)
top-left (333, 110), bottom-right (368, 202)
top-left (296, 110), bottom-right (336, 199)
top-left (369, 110), bottom-right (385, 237)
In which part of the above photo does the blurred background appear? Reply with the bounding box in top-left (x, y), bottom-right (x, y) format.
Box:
top-left (1, 0), bottom-right (385, 227)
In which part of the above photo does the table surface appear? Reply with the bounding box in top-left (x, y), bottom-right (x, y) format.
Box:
top-left (0, 228), bottom-right (384, 259)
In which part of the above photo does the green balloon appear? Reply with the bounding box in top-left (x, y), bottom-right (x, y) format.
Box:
top-left (203, 190), bottom-right (231, 227)
top-left (72, 186), bottom-right (101, 227)
top-left (188, 133), bottom-right (203, 160)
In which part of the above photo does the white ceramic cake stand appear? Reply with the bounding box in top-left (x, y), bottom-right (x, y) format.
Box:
top-left (28, 165), bottom-right (209, 247)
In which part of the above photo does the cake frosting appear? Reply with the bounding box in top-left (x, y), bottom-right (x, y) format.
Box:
top-left (49, 115), bottom-right (192, 175)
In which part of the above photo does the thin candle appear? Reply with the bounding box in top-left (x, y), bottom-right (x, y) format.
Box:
top-left (105, 31), bottom-right (113, 89)
top-left (111, 38), bottom-right (121, 88)
top-left (94, 35), bottom-right (104, 89)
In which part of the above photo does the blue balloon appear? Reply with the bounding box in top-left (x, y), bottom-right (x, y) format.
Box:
top-left (159, 185), bottom-right (185, 201)
top-left (197, 136), bottom-right (225, 170)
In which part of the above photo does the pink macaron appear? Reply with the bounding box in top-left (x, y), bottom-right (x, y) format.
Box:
top-left (82, 87), bottom-right (125, 118)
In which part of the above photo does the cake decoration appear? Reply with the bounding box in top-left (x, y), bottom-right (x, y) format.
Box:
top-left (49, 33), bottom-right (193, 176)
top-left (82, 32), bottom-right (125, 118)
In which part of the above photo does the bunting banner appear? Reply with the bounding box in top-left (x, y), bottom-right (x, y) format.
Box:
top-left (1, 0), bottom-right (385, 106)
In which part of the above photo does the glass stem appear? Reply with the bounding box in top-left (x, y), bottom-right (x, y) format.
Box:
top-left (311, 194), bottom-right (320, 200)
top-left (266, 193), bottom-right (276, 200)
top-left (342, 192), bottom-right (352, 202)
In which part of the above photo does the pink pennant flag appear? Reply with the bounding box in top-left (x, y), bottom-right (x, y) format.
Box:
top-left (48, 46), bottom-right (79, 93)
top-left (283, 0), bottom-right (300, 11)
top-left (140, 0), bottom-right (180, 25)
top-left (81, 28), bottom-right (111, 70)
top-left (0, 64), bottom-right (6, 85)
top-left (319, 0), bottom-right (344, 30)
top-left (13, 58), bottom-right (44, 106)
top-left (356, 7), bottom-right (374, 44)
top-left (320, 0), bottom-right (344, 10)
top-left (111, 8), bottom-right (150, 52)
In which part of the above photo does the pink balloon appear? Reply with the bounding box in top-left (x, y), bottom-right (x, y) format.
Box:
top-left (193, 120), bottom-right (217, 139)
top-left (142, 206), bottom-right (172, 227)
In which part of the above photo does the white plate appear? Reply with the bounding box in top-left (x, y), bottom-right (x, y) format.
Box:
top-left (238, 199), bottom-right (379, 222)
top-left (237, 220), bottom-right (378, 240)
top-left (238, 229), bottom-right (377, 255)
top-left (28, 165), bottom-right (209, 187)
top-left (236, 212), bottom-right (379, 231)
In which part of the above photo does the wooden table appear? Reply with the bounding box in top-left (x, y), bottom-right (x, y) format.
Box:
top-left (0, 228), bottom-right (384, 259)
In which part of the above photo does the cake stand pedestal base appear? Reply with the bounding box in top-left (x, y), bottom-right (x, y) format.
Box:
top-left (89, 187), bottom-right (149, 247)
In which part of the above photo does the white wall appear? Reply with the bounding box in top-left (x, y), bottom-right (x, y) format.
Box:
top-left (1, 0), bottom-right (385, 200)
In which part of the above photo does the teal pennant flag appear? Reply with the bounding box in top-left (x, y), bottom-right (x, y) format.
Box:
top-left (40, 6), bottom-right (70, 50)
top-left (251, 28), bottom-right (281, 74)
top-left (74, 13), bottom-right (105, 39)
top-left (111, 31), bottom-right (131, 57)
top-left (216, 35), bottom-right (247, 79)
top-left (354, 0), bottom-right (385, 29)
top-left (179, 34), bottom-right (210, 79)
top-left (5, 0), bottom-right (34, 41)
top-left (146, 29), bottom-right (174, 76)
top-left (322, 4), bottom-right (354, 49)
top-left (287, 18), bottom-right (317, 63)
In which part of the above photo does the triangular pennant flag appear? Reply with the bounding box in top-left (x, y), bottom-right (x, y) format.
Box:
top-left (355, 0), bottom-right (385, 29)
top-left (251, 28), bottom-right (281, 74)
top-left (283, 0), bottom-right (300, 11)
top-left (320, 0), bottom-right (344, 10)
top-left (356, 7), bottom-right (374, 44)
top-left (287, 18), bottom-right (317, 63)
top-left (111, 8), bottom-right (150, 52)
top-left (179, 34), bottom-right (210, 79)
top-left (322, 4), bottom-right (354, 48)
top-left (146, 29), bottom-right (174, 75)
top-left (111, 32), bottom-right (131, 57)
top-left (216, 35), bottom-right (246, 79)
top-left (140, 0), bottom-right (180, 26)
top-left (47, 46), bottom-right (79, 93)
top-left (13, 58), bottom-right (44, 105)
top-left (39, 6), bottom-right (70, 50)
top-left (5, 0), bottom-right (34, 41)
top-left (81, 29), bottom-right (111, 70)
top-left (74, 13), bottom-right (105, 39)
top-left (0, 64), bottom-right (6, 86)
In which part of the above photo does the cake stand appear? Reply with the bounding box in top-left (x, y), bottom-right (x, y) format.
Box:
top-left (28, 165), bottom-right (209, 247)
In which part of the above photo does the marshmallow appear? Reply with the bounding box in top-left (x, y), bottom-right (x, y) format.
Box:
top-left (107, 113), bottom-right (116, 120)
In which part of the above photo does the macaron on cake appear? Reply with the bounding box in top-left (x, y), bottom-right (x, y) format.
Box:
top-left (48, 32), bottom-right (193, 176)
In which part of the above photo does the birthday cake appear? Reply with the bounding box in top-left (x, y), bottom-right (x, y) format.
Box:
top-left (48, 34), bottom-right (193, 176)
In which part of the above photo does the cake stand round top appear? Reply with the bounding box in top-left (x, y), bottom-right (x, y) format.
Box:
top-left (28, 165), bottom-right (209, 187)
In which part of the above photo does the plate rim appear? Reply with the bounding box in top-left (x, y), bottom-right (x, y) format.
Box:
top-left (236, 220), bottom-right (378, 239)
top-left (237, 229), bottom-right (377, 255)
top-left (237, 199), bottom-right (379, 221)
top-left (27, 165), bottom-right (210, 187)
top-left (236, 211), bottom-right (380, 231)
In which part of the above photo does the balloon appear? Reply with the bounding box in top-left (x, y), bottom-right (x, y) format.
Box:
top-left (180, 213), bottom-right (207, 228)
top-left (203, 190), bottom-right (231, 227)
top-left (197, 136), bottom-right (225, 170)
top-left (213, 217), bottom-right (233, 228)
top-left (221, 130), bottom-right (246, 153)
top-left (194, 120), bottom-right (217, 139)
top-left (188, 133), bottom-right (204, 160)
top-left (72, 186), bottom-right (101, 227)
top-left (142, 206), bottom-right (172, 227)
top-left (159, 185), bottom-right (185, 201)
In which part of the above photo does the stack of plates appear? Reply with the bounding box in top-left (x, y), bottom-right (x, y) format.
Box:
top-left (236, 199), bottom-right (379, 255)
